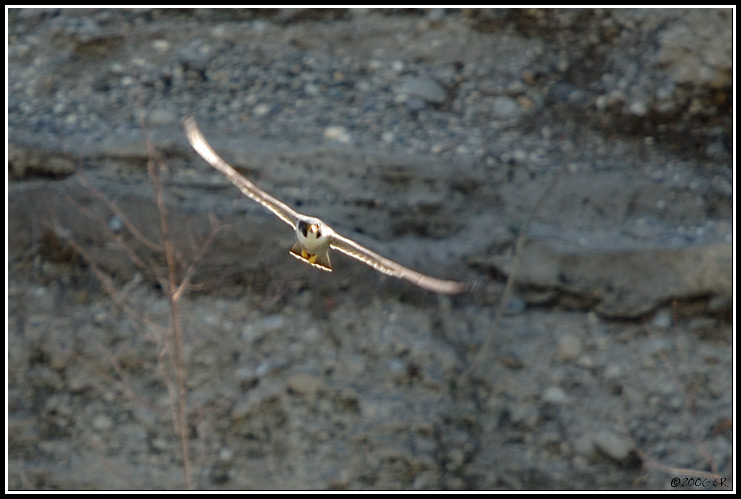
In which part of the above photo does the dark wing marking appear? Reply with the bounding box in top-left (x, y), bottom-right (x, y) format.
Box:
top-left (329, 232), bottom-right (468, 295)
top-left (184, 117), bottom-right (299, 227)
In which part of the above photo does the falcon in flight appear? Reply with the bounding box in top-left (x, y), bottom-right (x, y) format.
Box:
top-left (184, 117), bottom-right (470, 294)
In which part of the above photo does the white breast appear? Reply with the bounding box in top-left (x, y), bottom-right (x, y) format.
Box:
top-left (296, 219), bottom-right (333, 252)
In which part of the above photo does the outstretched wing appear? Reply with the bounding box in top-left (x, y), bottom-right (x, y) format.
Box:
top-left (184, 117), bottom-right (299, 227)
top-left (329, 232), bottom-right (468, 295)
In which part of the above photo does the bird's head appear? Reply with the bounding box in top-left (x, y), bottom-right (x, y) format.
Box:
top-left (298, 219), bottom-right (323, 240)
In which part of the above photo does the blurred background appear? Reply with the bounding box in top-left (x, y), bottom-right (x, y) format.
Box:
top-left (7, 8), bottom-right (733, 490)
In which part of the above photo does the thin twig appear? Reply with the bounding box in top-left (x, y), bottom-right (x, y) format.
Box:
top-left (624, 416), bottom-right (729, 488)
top-left (48, 220), bottom-right (166, 337)
top-left (137, 107), bottom-right (194, 490)
top-left (62, 193), bottom-right (159, 280)
top-left (74, 165), bottom-right (163, 252)
top-left (462, 162), bottom-right (567, 380)
top-left (173, 212), bottom-right (227, 301)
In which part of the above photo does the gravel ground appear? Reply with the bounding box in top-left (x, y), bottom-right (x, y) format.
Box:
top-left (7, 8), bottom-right (733, 490)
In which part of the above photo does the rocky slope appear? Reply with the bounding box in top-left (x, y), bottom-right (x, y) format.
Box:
top-left (8, 8), bottom-right (733, 490)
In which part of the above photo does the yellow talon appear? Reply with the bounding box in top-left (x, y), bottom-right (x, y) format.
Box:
top-left (299, 249), bottom-right (318, 263)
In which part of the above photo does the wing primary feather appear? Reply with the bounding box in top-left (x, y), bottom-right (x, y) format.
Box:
top-left (183, 117), bottom-right (299, 227)
top-left (330, 233), bottom-right (468, 295)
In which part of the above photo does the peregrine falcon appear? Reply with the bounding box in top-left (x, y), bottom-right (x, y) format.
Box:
top-left (184, 117), bottom-right (470, 295)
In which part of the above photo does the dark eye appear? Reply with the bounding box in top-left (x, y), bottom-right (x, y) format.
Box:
top-left (299, 221), bottom-right (309, 236)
